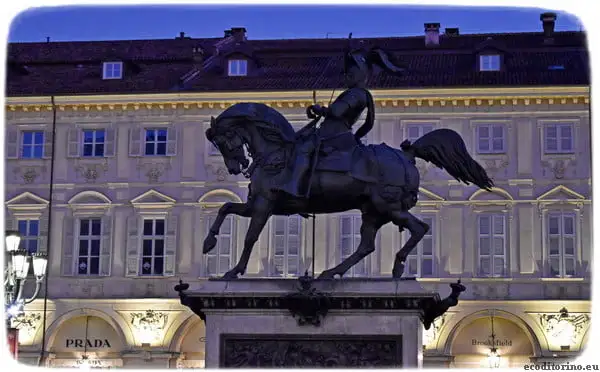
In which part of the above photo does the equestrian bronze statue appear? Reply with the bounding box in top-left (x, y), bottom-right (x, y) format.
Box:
top-left (203, 43), bottom-right (494, 280)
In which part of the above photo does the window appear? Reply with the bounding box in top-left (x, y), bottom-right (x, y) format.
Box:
top-left (228, 59), bottom-right (248, 76)
top-left (141, 219), bottom-right (166, 275)
top-left (544, 123), bottom-right (574, 154)
top-left (406, 124), bottom-right (433, 143)
top-left (479, 54), bottom-right (501, 71)
top-left (82, 129), bottom-right (105, 157)
top-left (77, 218), bottom-right (102, 275)
top-left (548, 213), bottom-right (576, 277)
top-left (477, 124), bottom-right (505, 154)
top-left (477, 214), bottom-right (506, 277)
top-left (145, 128), bottom-right (168, 156)
top-left (339, 215), bottom-right (368, 277)
top-left (103, 62), bottom-right (123, 79)
top-left (18, 219), bottom-right (39, 254)
top-left (405, 216), bottom-right (434, 277)
top-left (21, 131), bottom-right (44, 159)
top-left (271, 216), bottom-right (302, 277)
top-left (205, 216), bottom-right (233, 276)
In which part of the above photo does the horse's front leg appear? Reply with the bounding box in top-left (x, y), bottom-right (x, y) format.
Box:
top-left (319, 213), bottom-right (386, 279)
top-left (222, 197), bottom-right (273, 280)
top-left (203, 202), bottom-right (252, 254)
top-left (389, 211), bottom-right (429, 278)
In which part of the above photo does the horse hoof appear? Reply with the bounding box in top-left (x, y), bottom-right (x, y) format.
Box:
top-left (203, 235), bottom-right (217, 254)
top-left (392, 263), bottom-right (405, 279)
top-left (221, 271), bottom-right (239, 280)
top-left (318, 270), bottom-right (336, 280)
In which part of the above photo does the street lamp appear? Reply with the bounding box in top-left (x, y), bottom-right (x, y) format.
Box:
top-left (486, 312), bottom-right (501, 368)
top-left (4, 230), bottom-right (48, 358)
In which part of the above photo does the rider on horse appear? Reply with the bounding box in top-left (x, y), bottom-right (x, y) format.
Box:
top-left (277, 46), bottom-right (407, 198)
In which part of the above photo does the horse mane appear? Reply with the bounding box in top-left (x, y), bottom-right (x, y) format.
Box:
top-left (215, 103), bottom-right (297, 143)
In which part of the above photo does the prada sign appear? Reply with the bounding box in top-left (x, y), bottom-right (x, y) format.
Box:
top-left (66, 338), bottom-right (112, 348)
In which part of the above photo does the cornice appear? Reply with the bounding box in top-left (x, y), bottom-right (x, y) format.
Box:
top-left (5, 86), bottom-right (590, 111)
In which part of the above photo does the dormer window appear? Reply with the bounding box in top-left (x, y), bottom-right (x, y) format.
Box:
top-left (228, 59), bottom-right (247, 76)
top-left (479, 54), bottom-right (501, 71)
top-left (103, 62), bottom-right (123, 79)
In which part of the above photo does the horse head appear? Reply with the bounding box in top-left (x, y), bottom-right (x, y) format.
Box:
top-left (206, 116), bottom-right (250, 176)
top-left (207, 103), bottom-right (297, 176)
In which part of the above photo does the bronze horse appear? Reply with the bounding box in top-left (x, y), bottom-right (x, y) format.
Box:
top-left (203, 102), bottom-right (493, 280)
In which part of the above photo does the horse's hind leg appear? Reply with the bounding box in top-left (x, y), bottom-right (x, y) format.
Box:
top-left (203, 202), bottom-right (251, 254)
top-left (319, 212), bottom-right (386, 279)
top-left (389, 211), bottom-right (429, 278)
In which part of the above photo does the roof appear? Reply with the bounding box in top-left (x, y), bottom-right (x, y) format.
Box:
top-left (5, 30), bottom-right (589, 97)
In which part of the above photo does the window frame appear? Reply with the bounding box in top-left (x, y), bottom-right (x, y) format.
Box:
top-left (547, 212), bottom-right (577, 278)
top-left (476, 213), bottom-right (507, 278)
top-left (228, 59), bottom-right (248, 76)
top-left (479, 54), bottom-right (501, 72)
top-left (270, 215), bottom-right (303, 277)
top-left (144, 128), bottom-right (169, 156)
top-left (103, 61), bottom-right (123, 80)
top-left (75, 217), bottom-right (103, 276)
top-left (405, 123), bottom-right (434, 143)
top-left (20, 130), bottom-right (45, 159)
top-left (17, 219), bottom-right (40, 254)
top-left (476, 124), bottom-right (506, 154)
top-left (543, 123), bottom-right (575, 154)
top-left (140, 217), bottom-right (167, 276)
top-left (82, 129), bottom-right (106, 157)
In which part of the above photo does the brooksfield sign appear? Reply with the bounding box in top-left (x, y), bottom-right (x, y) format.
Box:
top-left (66, 338), bottom-right (112, 348)
top-left (471, 338), bottom-right (513, 347)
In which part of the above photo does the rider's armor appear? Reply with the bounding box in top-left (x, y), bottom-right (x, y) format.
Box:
top-left (279, 86), bottom-right (373, 198)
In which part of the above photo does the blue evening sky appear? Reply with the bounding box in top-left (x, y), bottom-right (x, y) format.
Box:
top-left (8, 5), bottom-right (583, 43)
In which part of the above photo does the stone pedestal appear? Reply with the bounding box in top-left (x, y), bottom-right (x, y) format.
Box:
top-left (176, 277), bottom-right (456, 368)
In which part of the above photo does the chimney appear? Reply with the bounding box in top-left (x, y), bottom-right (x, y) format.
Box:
top-left (424, 23), bottom-right (440, 46)
top-left (177, 31), bottom-right (187, 39)
top-left (192, 47), bottom-right (204, 66)
top-left (230, 27), bottom-right (247, 42)
top-left (541, 12), bottom-right (557, 38)
top-left (445, 28), bottom-right (460, 36)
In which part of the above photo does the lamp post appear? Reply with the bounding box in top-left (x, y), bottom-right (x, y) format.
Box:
top-left (4, 230), bottom-right (48, 359)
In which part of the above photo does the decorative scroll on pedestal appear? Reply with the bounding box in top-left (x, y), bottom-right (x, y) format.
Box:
top-left (220, 334), bottom-right (403, 367)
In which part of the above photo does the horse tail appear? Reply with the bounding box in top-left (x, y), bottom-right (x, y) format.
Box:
top-left (402, 129), bottom-right (494, 190)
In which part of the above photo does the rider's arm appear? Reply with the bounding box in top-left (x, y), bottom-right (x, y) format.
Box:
top-left (323, 88), bottom-right (367, 118)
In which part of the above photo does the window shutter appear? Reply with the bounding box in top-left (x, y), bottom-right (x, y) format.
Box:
top-left (166, 127), bottom-right (178, 156)
top-left (62, 216), bottom-right (75, 276)
top-left (43, 130), bottom-right (53, 159)
top-left (164, 214), bottom-right (178, 276)
top-left (38, 213), bottom-right (49, 254)
top-left (5, 215), bottom-right (15, 231)
top-left (104, 128), bottom-right (116, 157)
top-left (100, 215), bottom-right (113, 276)
top-left (66, 128), bottom-right (80, 157)
top-left (6, 128), bottom-right (19, 159)
top-left (128, 127), bottom-right (142, 156)
top-left (126, 215), bottom-right (140, 276)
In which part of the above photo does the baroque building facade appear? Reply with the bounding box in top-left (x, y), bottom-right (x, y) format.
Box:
top-left (5, 17), bottom-right (591, 369)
